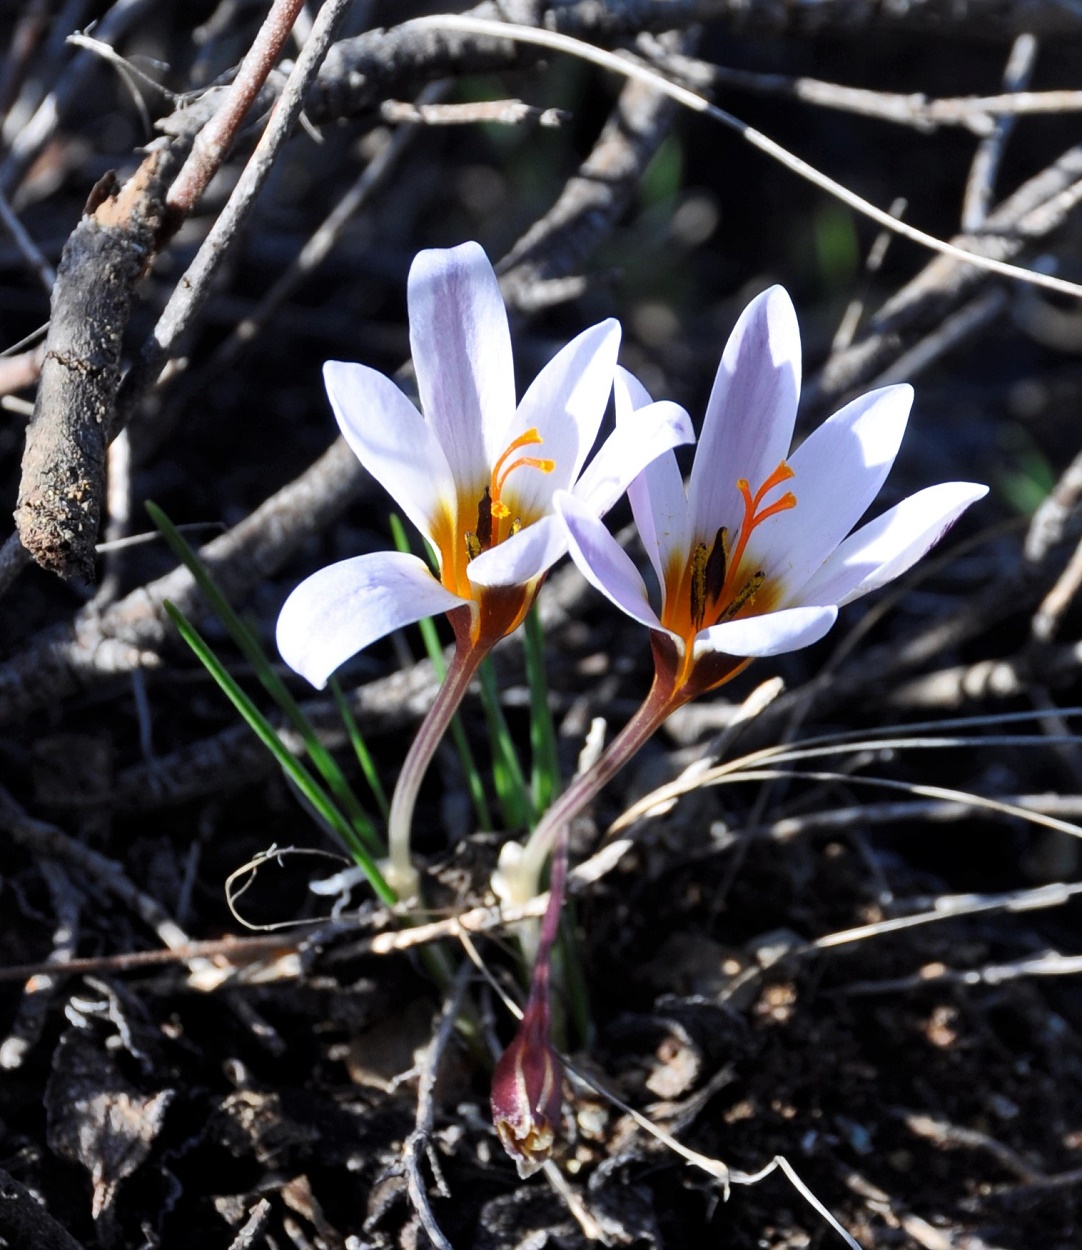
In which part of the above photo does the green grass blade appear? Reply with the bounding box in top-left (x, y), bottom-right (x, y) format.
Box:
top-left (478, 658), bottom-right (533, 829)
top-left (164, 602), bottom-right (396, 905)
top-left (388, 513), bottom-right (492, 831)
top-left (329, 675), bottom-right (389, 820)
top-left (147, 501), bottom-right (382, 856)
top-left (525, 605), bottom-right (560, 815)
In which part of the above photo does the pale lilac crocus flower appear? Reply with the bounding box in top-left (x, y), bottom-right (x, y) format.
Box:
top-left (501, 285), bottom-right (987, 900)
top-left (277, 242), bottom-right (691, 896)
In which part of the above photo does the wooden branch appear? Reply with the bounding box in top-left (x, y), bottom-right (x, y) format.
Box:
top-left (14, 153), bottom-right (174, 580)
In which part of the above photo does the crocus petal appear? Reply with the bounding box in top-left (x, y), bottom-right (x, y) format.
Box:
top-left (689, 286), bottom-right (801, 543)
top-left (614, 369), bottom-right (694, 592)
top-left (749, 384), bottom-right (913, 597)
top-left (323, 361), bottom-right (456, 549)
top-left (409, 242), bottom-right (516, 489)
top-left (554, 491), bottom-right (665, 633)
top-left (277, 551), bottom-right (464, 688)
top-left (694, 604), bottom-right (838, 660)
top-left (574, 396), bottom-right (693, 516)
top-left (500, 319), bottom-right (621, 517)
top-left (466, 514), bottom-right (567, 588)
top-left (796, 481), bottom-right (988, 607)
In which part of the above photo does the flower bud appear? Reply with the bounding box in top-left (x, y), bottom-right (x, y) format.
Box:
top-left (490, 1001), bottom-right (564, 1177)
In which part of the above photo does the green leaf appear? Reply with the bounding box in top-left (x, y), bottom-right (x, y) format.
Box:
top-left (163, 602), bottom-right (396, 906)
top-left (479, 658), bottom-right (533, 830)
top-left (525, 605), bottom-right (560, 815)
top-left (146, 501), bottom-right (382, 857)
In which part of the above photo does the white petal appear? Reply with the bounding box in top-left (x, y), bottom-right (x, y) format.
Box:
top-left (277, 551), bottom-right (464, 688)
top-left (749, 384), bottom-right (914, 597)
top-left (466, 515), bottom-right (568, 588)
top-left (554, 491), bottom-right (664, 632)
top-left (796, 482), bottom-right (988, 607)
top-left (498, 319), bottom-right (621, 517)
top-left (409, 242), bottom-right (516, 490)
top-left (694, 604), bottom-right (838, 660)
top-left (612, 368), bottom-right (692, 592)
top-left (689, 286), bottom-right (801, 543)
top-left (574, 397), bottom-right (693, 516)
top-left (323, 361), bottom-right (455, 548)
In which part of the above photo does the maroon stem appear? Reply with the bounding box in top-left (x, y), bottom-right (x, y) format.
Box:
top-left (386, 631), bottom-right (490, 893)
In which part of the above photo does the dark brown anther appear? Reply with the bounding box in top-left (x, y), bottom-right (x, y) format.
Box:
top-left (721, 570), bottom-right (765, 621)
top-left (703, 526), bottom-right (728, 613)
top-left (689, 541), bottom-right (709, 630)
top-left (475, 486), bottom-right (493, 551)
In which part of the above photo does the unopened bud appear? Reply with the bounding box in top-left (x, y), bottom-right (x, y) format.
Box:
top-left (490, 1001), bottom-right (564, 1177)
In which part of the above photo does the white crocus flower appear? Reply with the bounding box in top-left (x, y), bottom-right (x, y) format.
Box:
top-left (500, 285), bottom-right (987, 906)
top-left (276, 241), bottom-right (692, 896)
top-left (277, 241), bottom-right (691, 687)
top-left (555, 285), bottom-right (987, 698)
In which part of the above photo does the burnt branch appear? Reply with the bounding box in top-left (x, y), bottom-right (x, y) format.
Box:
top-left (13, 153), bottom-right (174, 580)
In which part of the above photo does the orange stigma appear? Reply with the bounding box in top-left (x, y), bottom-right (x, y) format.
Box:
top-left (488, 428), bottom-right (555, 521)
top-left (716, 460), bottom-right (795, 607)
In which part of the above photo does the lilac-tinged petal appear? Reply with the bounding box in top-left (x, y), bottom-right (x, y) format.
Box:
top-left (409, 242), bottom-right (516, 489)
top-left (694, 604), bottom-right (838, 660)
top-left (277, 551), bottom-right (464, 688)
top-left (612, 368), bottom-right (692, 590)
top-left (466, 515), bottom-right (567, 589)
top-left (689, 286), bottom-right (801, 543)
top-left (574, 398), bottom-right (693, 516)
top-left (500, 319), bottom-right (621, 517)
top-left (796, 482), bottom-right (988, 607)
top-left (554, 491), bottom-right (665, 633)
top-left (324, 360), bottom-right (455, 548)
top-left (629, 448), bottom-right (689, 594)
top-left (749, 384), bottom-right (914, 598)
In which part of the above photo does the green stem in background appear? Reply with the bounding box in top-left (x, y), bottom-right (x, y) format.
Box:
top-left (148, 501), bottom-right (382, 856)
top-left (389, 512), bottom-right (492, 832)
top-left (524, 604), bottom-right (559, 816)
top-left (165, 602), bottom-right (396, 905)
top-left (479, 657), bottom-right (534, 830)
top-left (328, 675), bottom-right (389, 821)
top-left (386, 635), bottom-right (492, 898)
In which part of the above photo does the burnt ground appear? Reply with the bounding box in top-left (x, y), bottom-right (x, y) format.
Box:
top-left (2, 3), bottom-right (1082, 1247)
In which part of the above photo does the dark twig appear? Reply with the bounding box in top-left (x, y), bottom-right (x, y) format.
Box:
top-left (810, 140), bottom-right (1082, 410)
top-left (0, 185), bottom-right (56, 290)
top-left (0, 1166), bottom-right (87, 1250)
top-left (402, 963), bottom-right (472, 1250)
top-left (14, 152), bottom-right (177, 580)
top-left (165, 0), bottom-right (306, 219)
top-left (0, 0), bottom-right (159, 198)
top-left (117, 0), bottom-right (356, 430)
top-left (500, 32), bottom-right (689, 310)
top-left (0, 436), bottom-right (366, 726)
top-left (962, 34), bottom-right (1038, 230)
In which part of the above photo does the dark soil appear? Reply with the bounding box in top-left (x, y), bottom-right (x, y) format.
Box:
top-left (2, 4), bottom-right (1082, 1248)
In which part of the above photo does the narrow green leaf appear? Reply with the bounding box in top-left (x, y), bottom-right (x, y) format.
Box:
top-left (478, 658), bottom-right (533, 829)
top-left (329, 675), bottom-right (389, 820)
top-left (525, 605), bottom-right (560, 815)
top-left (164, 602), bottom-right (396, 906)
top-left (147, 501), bottom-right (382, 856)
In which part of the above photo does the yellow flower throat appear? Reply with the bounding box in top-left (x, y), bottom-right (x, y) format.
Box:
top-left (667, 460), bottom-right (797, 645)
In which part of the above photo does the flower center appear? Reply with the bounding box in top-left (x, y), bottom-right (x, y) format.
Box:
top-left (678, 460), bottom-right (797, 636)
top-left (465, 428), bottom-right (555, 559)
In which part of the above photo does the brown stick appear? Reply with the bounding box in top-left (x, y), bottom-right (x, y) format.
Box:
top-left (13, 155), bottom-right (173, 580)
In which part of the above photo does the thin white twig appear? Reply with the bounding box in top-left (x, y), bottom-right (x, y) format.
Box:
top-left (418, 15), bottom-right (1082, 302)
